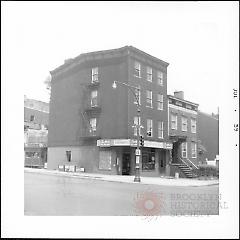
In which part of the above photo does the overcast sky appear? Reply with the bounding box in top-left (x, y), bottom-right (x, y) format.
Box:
top-left (3, 1), bottom-right (238, 114)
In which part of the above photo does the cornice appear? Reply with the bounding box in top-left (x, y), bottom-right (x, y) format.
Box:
top-left (50, 46), bottom-right (169, 78)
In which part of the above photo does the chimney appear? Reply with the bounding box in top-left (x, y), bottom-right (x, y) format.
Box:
top-left (174, 91), bottom-right (184, 100)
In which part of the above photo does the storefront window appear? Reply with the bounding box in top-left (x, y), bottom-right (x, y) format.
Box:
top-left (142, 149), bottom-right (155, 170)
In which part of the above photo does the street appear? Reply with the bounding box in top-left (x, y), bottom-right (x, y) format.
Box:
top-left (25, 172), bottom-right (219, 216)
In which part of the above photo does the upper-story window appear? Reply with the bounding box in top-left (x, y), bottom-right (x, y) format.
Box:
top-left (134, 61), bottom-right (141, 78)
top-left (191, 118), bottom-right (197, 133)
top-left (91, 90), bottom-right (98, 107)
top-left (146, 90), bottom-right (153, 108)
top-left (157, 94), bottom-right (163, 110)
top-left (147, 67), bottom-right (152, 82)
top-left (133, 116), bottom-right (141, 136)
top-left (158, 121), bottom-right (164, 139)
top-left (181, 117), bottom-right (188, 131)
top-left (89, 117), bottom-right (97, 135)
top-left (171, 113), bottom-right (177, 130)
top-left (133, 87), bottom-right (141, 105)
top-left (191, 142), bottom-right (197, 158)
top-left (91, 67), bottom-right (98, 83)
top-left (157, 71), bottom-right (163, 86)
top-left (147, 119), bottom-right (153, 137)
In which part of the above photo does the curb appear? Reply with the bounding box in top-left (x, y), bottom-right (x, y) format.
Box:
top-left (24, 168), bottom-right (219, 187)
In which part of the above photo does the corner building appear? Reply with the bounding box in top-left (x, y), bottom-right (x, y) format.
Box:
top-left (48, 46), bottom-right (173, 176)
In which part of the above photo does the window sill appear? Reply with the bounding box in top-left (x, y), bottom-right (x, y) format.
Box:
top-left (146, 106), bottom-right (153, 109)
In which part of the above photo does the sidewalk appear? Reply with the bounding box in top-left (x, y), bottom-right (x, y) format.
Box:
top-left (24, 167), bottom-right (219, 187)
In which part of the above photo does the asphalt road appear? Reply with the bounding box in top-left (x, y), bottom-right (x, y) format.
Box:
top-left (25, 172), bottom-right (219, 216)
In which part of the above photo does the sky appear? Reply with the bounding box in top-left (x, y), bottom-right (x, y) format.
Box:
top-left (2, 1), bottom-right (238, 114)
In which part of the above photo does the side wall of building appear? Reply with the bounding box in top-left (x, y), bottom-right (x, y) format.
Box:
top-left (24, 107), bottom-right (49, 127)
top-left (197, 111), bottom-right (219, 161)
top-left (47, 146), bottom-right (119, 175)
top-left (48, 55), bottom-right (129, 148)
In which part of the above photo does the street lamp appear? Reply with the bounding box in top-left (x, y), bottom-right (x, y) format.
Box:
top-left (112, 80), bottom-right (141, 182)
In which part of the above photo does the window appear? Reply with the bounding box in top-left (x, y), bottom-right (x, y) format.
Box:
top-left (157, 71), bottom-right (163, 86)
top-left (66, 151), bottom-right (71, 162)
top-left (133, 116), bottom-right (141, 136)
top-left (134, 61), bottom-right (141, 78)
top-left (91, 90), bottom-right (98, 107)
top-left (91, 67), bottom-right (98, 83)
top-left (142, 149), bottom-right (155, 170)
top-left (99, 151), bottom-right (112, 170)
top-left (133, 87), bottom-right (141, 105)
top-left (147, 119), bottom-right (153, 137)
top-left (171, 114), bottom-right (177, 130)
top-left (146, 90), bottom-right (153, 108)
top-left (30, 115), bottom-right (35, 122)
top-left (191, 118), bottom-right (197, 133)
top-left (182, 142), bottom-right (187, 158)
top-left (158, 121), bottom-right (164, 139)
top-left (182, 117), bottom-right (188, 131)
top-left (89, 118), bottom-right (97, 135)
top-left (157, 94), bottom-right (163, 110)
top-left (191, 142), bottom-right (197, 158)
top-left (147, 67), bottom-right (152, 82)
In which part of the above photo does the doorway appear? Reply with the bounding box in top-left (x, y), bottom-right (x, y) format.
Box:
top-left (159, 150), bottom-right (166, 173)
top-left (122, 153), bottom-right (131, 175)
top-left (172, 142), bottom-right (179, 163)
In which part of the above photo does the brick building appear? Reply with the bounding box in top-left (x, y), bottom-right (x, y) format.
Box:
top-left (168, 91), bottom-right (199, 177)
top-left (48, 46), bottom-right (173, 176)
top-left (24, 96), bottom-right (49, 167)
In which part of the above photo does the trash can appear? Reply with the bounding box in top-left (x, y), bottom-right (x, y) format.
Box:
top-left (175, 172), bottom-right (179, 179)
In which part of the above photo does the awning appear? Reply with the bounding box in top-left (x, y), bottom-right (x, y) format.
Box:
top-left (97, 139), bottom-right (173, 149)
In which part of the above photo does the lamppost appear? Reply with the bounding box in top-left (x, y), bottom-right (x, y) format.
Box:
top-left (112, 80), bottom-right (141, 182)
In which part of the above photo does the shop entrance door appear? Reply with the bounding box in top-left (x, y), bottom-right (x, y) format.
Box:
top-left (159, 150), bottom-right (166, 173)
top-left (122, 153), bottom-right (131, 175)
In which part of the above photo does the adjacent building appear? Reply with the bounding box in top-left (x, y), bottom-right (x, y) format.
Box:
top-left (167, 92), bottom-right (199, 177)
top-left (24, 96), bottom-right (49, 167)
top-left (197, 110), bottom-right (219, 164)
top-left (48, 46), bottom-right (173, 176)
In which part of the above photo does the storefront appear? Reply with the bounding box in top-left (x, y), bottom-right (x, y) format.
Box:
top-left (97, 139), bottom-right (172, 177)
top-left (24, 143), bottom-right (47, 168)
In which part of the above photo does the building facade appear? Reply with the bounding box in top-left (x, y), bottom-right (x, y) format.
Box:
top-left (168, 91), bottom-right (199, 177)
top-left (197, 110), bottom-right (219, 164)
top-left (48, 46), bottom-right (173, 176)
top-left (24, 96), bottom-right (49, 167)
